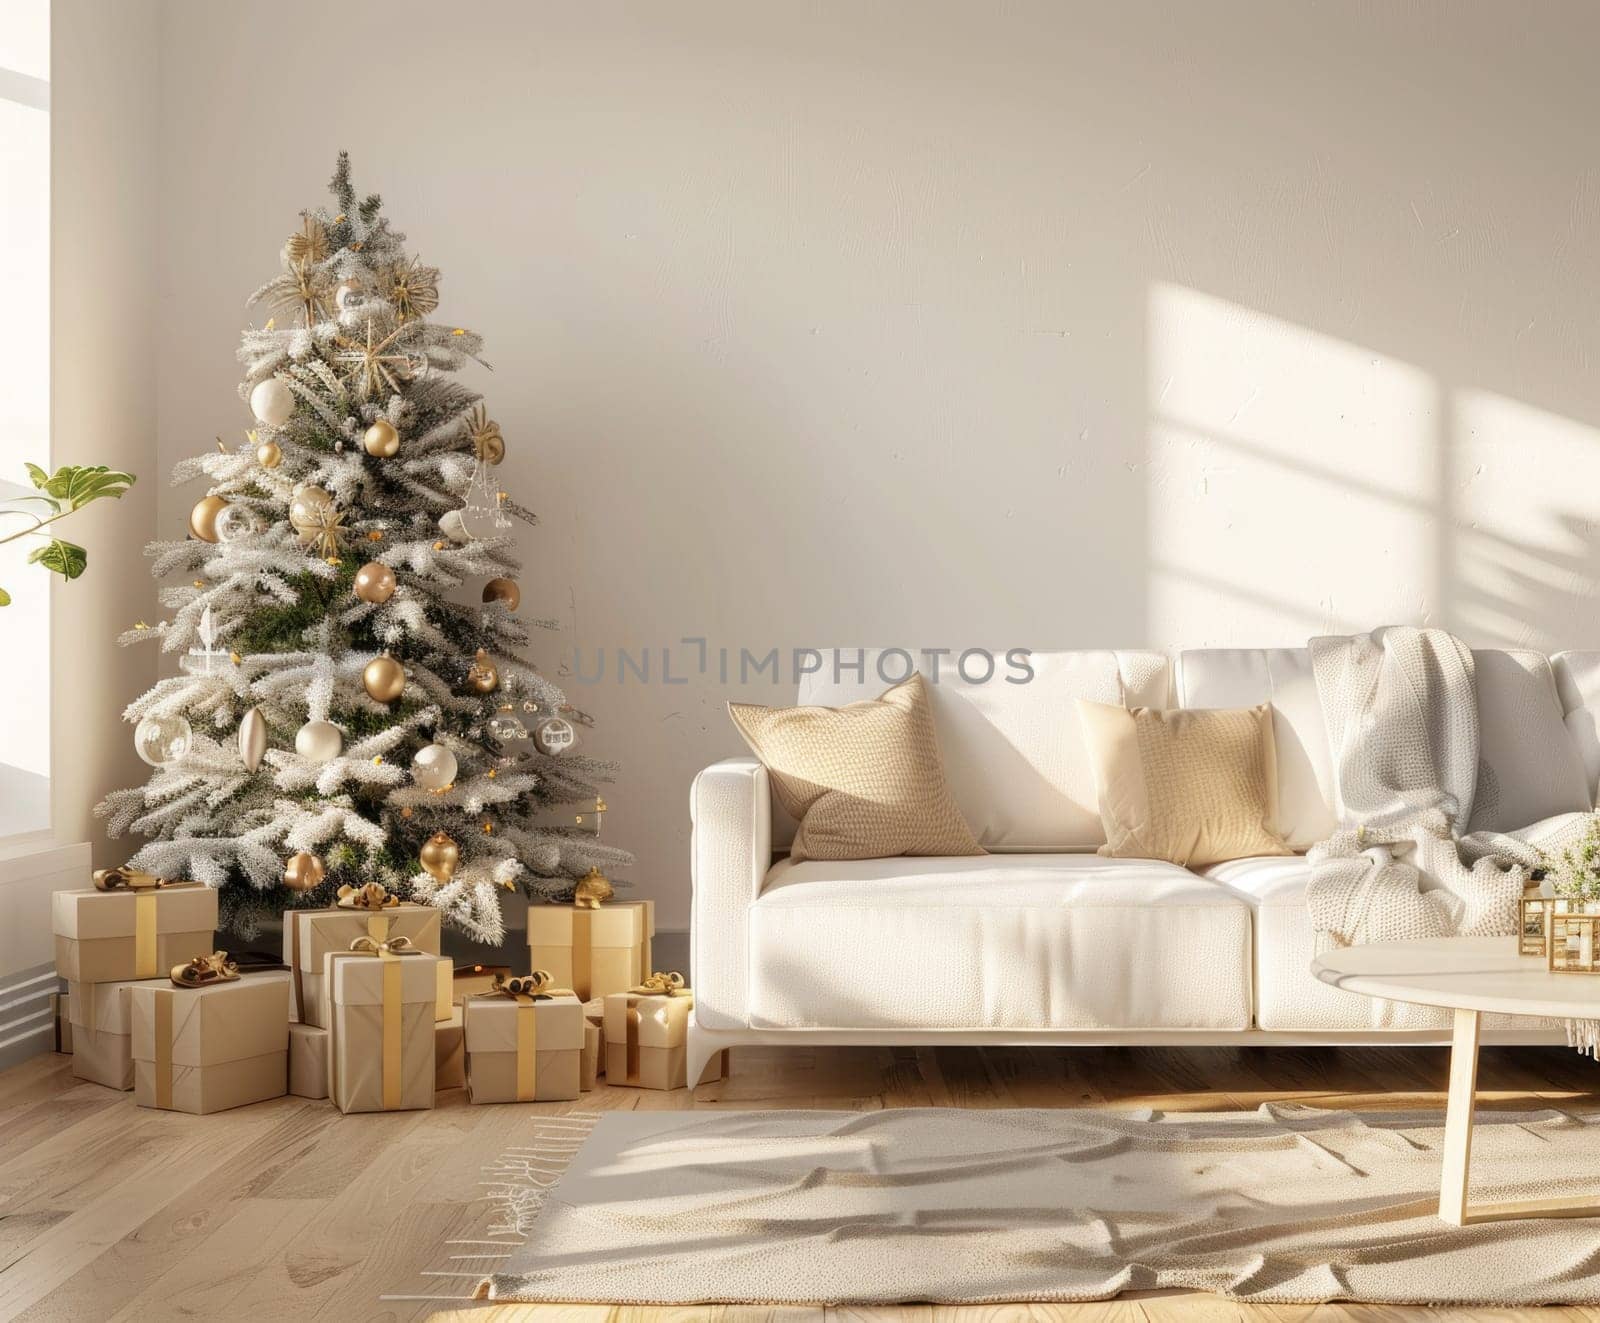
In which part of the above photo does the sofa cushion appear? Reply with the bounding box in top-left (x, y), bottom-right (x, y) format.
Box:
top-left (1175, 648), bottom-right (1336, 850)
top-left (747, 854), bottom-right (1251, 1030)
top-left (1078, 699), bottom-right (1291, 868)
top-left (1178, 645), bottom-right (1589, 843)
top-left (1204, 855), bottom-right (1522, 1033)
top-left (728, 674), bottom-right (983, 863)
top-left (1550, 650), bottom-right (1600, 809)
top-left (797, 650), bottom-right (1170, 851)
top-left (1467, 649), bottom-right (1590, 833)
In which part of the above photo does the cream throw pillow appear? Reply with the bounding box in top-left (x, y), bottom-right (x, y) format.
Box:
top-left (1077, 699), bottom-right (1292, 868)
top-left (728, 674), bottom-right (984, 863)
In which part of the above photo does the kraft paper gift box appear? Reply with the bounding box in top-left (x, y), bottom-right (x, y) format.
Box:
top-left (131, 972), bottom-right (290, 1114)
top-left (603, 988), bottom-right (726, 1091)
top-left (53, 884), bottom-right (217, 984)
top-left (68, 977), bottom-right (170, 1089)
top-left (323, 948), bottom-right (443, 1113)
top-left (435, 1007), bottom-right (465, 1091)
top-left (288, 1021), bottom-right (329, 1100)
top-left (526, 900), bottom-right (654, 1002)
top-left (284, 902), bottom-right (443, 1027)
top-left (463, 991), bottom-right (583, 1103)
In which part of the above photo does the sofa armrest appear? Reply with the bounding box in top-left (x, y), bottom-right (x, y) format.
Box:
top-left (690, 756), bottom-right (772, 1030)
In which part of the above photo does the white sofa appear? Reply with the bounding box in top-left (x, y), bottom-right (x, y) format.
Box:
top-left (686, 647), bottom-right (1600, 1082)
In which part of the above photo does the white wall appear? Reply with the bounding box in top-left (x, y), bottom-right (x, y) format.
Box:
top-left (148, 0), bottom-right (1600, 929)
top-left (52, 0), bottom-right (160, 860)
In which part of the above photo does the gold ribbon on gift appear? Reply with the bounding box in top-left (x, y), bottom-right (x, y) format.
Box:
top-left (347, 935), bottom-right (419, 1109)
top-left (92, 869), bottom-right (201, 980)
top-left (336, 882), bottom-right (400, 911)
top-left (630, 970), bottom-right (687, 997)
top-left (153, 988), bottom-right (174, 1109)
top-left (171, 950), bottom-right (240, 987)
top-left (478, 971), bottom-right (573, 1102)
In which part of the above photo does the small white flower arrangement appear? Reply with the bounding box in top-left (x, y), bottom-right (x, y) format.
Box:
top-left (1540, 814), bottom-right (1600, 908)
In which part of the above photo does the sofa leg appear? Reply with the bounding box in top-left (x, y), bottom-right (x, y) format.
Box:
top-left (687, 1023), bottom-right (724, 1087)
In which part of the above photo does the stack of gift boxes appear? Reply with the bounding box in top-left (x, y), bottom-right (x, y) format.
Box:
top-left (52, 873), bottom-right (720, 1115)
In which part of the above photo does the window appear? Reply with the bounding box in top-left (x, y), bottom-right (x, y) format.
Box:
top-left (0, 0), bottom-right (51, 838)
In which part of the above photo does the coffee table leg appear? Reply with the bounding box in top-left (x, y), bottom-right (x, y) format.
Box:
top-left (1438, 1007), bottom-right (1480, 1225)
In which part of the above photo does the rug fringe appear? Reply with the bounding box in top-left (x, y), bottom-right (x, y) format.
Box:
top-left (1567, 1019), bottom-right (1600, 1060)
top-left (386, 1110), bottom-right (603, 1307)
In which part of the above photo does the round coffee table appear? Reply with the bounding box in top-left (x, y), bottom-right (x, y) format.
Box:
top-left (1312, 935), bottom-right (1600, 1226)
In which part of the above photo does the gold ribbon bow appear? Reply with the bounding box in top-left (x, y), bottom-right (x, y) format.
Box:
top-left (348, 934), bottom-right (417, 957)
top-left (490, 970), bottom-right (574, 1003)
top-left (630, 970), bottom-right (687, 997)
top-left (170, 951), bottom-right (239, 988)
top-left (337, 882), bottom-right (400, 911)
top-left (93, 865), bottom-right (166, 892)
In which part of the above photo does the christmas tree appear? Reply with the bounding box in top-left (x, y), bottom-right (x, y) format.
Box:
top-left (97, 153), bottom-right (631, 943)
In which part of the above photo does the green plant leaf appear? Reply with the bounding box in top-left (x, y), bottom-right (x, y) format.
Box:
top-left (0, 586), bottom-right (10, 606)
top-left (29, 464), bottom-right (136, 511)
top-left (27, 538), bottom-right (88, 581)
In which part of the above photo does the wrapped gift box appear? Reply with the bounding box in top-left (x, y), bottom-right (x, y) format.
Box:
top-left (68, 977), bottom-right (170, 1089)
top-left (323, 948), bottom-right (443, 1113)
top-left (54, 884), bottom-right (217, 984)
top-left (284, 903), bottom-right (442, 1026)
top-left (288, 1021), bottom-right (329, 1100)
top-left (527, 900), bottom-right (654, 1002)
top-left (131, 972), bottom-right (290, 1114)
top-left (603, 987), bottom-right (726, 1091)
top-left (436, 1007), bottom-right (465, 1091)
top-left (463, 991), bottom-right (583, 1103)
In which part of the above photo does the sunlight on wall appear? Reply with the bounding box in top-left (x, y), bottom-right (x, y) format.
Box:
top-left (1147, 284), bottom-right (1439, 646)
top-left (1450, 390), bottom-right (1600, 651)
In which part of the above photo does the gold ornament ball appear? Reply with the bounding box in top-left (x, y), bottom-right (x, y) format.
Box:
top-left (482, 577), bottom-right (521, 611)
top-left (188, 494), bottom-right (230, 543)
top-left (419, 831), bottom-right (460, 882)
top-left (353, 560), bottom-right (397, 604)
top-left (467, 648), bottom-right (499, 694)
top-left (363, 419), bottom-right (400, 458)
top-left (256, 439), bottom-right (283, 469)
top-left (363, 655), bottom-right (405, 703)
top-left (283, 851), bottom-right (326, 893)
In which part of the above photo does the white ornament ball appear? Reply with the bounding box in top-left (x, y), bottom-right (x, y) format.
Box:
top-left (289, 486), bottom-right (334, 533)
top-left (295, 719), bottom-right (343, 764)
top-left (214, 504), bottom-right (260, 543)
top-left (134, 713), bottom-right (193, 766)
top-left (249, 377), bottom-right (295, 427)
top-left (411, 742), bottom-right (458, 790)
top-left (437, 510), bottom-right (470, 544)
top-left (533, 716), bottom-right (577, 755)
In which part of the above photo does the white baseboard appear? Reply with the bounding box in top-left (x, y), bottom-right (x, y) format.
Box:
top-left (0, 839), bottom-right (89, 1069)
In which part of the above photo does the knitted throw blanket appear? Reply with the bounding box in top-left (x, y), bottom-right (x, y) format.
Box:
top-left (1306, 626), bottom-right (1596, 1055)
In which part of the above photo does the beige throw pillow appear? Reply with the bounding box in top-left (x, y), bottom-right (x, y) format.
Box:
top-left (728, 674), bottom-right (984, 863)
top-left (1077, 699), bottom-right (1292, 868)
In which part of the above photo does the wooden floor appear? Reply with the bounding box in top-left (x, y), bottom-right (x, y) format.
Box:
top-left (2, 1043), bottom-right (1598, 1323)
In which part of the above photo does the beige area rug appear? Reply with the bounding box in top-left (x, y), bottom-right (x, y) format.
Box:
top-left (473, 1105), bottom-right (1600, 1307)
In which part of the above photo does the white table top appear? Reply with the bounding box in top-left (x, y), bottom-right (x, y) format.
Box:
top-left (1312, 936), bottom-right (1600, 1020)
